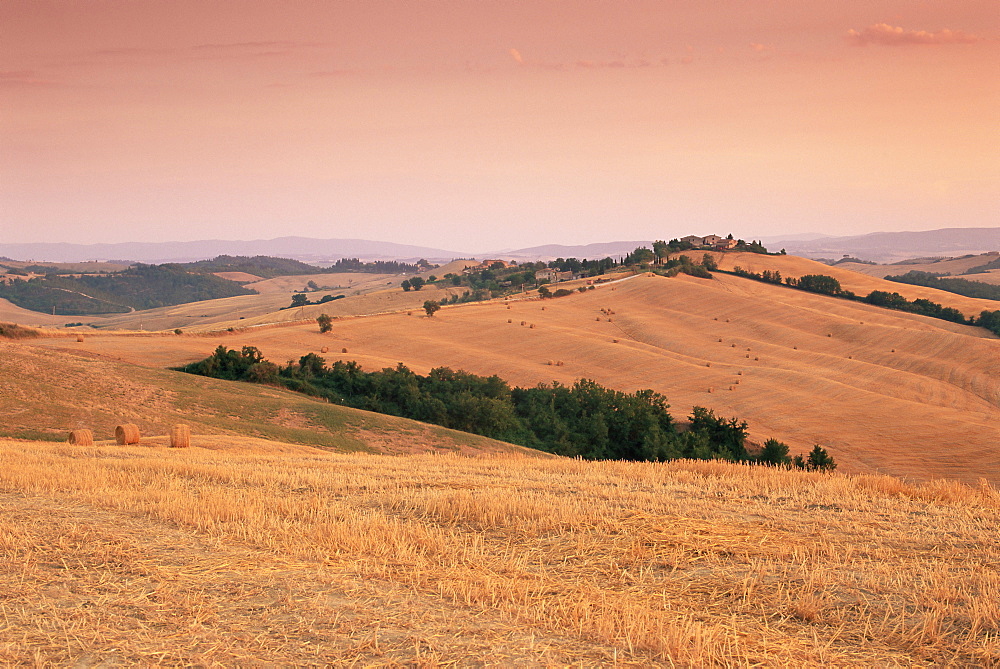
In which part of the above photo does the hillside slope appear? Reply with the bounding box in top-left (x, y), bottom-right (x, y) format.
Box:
top-left (24, 269), bottom-right (1000, 484)
top-left (0, 342), bottom-right (538, 457)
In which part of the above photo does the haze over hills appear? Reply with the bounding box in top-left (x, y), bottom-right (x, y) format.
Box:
top-left (767, 227), bottom-right (1000, 263)
top-left (4, 227), bottom-right (998, 265)
top-left (0, 237), bottom-right (466, 265)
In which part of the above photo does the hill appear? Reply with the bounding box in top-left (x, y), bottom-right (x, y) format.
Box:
top-left (2, 440), bottom-right (997, 665)
top-left (839, 252), bottom-right (1000, 286)
top-left (0, 341), bottom-right (536, 457)
top-left (771, 227), bottom-right (1000, 263)
top-left (21, 258), bottom-right (1000, 484)
top-left (0, 264), bottom-right (256, 315)
top-left (0, 237), bottom-right (465, 264)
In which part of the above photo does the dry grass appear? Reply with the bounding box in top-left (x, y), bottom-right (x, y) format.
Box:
top-left (1, 439), bottom-right (998, 666)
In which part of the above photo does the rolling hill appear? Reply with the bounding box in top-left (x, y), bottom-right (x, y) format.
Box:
top-left (19, 253), bottom-right (1000, 484)
top-left (0, 341), bottom-right (537, 458)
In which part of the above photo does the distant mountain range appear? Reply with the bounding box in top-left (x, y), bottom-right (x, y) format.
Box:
top-left (766, 227), bottom-right (1000, 263)
top-left (2, 228), bottom-right (997, 265)
top-left (0, 237), bottom-right (466, 265)
top-left (0, 237), bottom-right (654, 265)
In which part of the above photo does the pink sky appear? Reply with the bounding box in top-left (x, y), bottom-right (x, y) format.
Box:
top-left (2, 1), bottom-right (997, 252)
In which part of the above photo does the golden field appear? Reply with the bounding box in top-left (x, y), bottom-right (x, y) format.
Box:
top-left (21, 255), bottom-right (1000, 485)
top-left (1, 439), bottom-right (998, 666)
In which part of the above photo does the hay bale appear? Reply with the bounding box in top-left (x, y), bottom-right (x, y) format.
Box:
top-left (541, 306), bottom-right (546, 310)
top-left (596, 316), bottom-right (601, 321)
top-left (170, 424), bottom-right (191, 448)
top-left (114, 423), bottom-right (140, 445)
top-left (342, 348), bottom-right (348, 353)
top-left (827, 333), bottom-right (832, 337)
top-left (529, 324), bottom-right (535, 329)
top-left (607, 317), bottom-right (613, 322)
top-left (718, 338), bottom-right (723, 342)
top-left (547, 360), bottom-right (554, 366)
top-left (746, 347), bottom-right (751, 351)
top-left (731, 343), bottom-right (736, 348)
top-left (737, 371), bottom-right (743, 375)
top-left (706, 362), bottom-right (711, 367)
top-left (506, 305), bottom-right (511, 310)
top-left (68, 429), bottom-right (93, 446)
top-left (521, 321), bottom-right (526, 326)
top-left (508, 319), bottom-right (512, 323)
top-left (612, 338), bottom-right (619, 343)
top-left (76, 334), bottom-right (85, 343)
top-left (745, 354), bottom-right (750, 358)
top-left (754, 356), bottom-right (759, 361)
top-left (321, 346), bottom-right (329, 353)
top-left (708, 387), bottom-right (714, 393)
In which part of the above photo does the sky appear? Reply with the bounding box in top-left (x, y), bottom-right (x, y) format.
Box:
top-left (2, 1), bottom-right (998, 253)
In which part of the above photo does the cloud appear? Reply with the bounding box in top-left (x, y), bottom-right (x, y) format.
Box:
top-left (750, 43), bottom-right (775, 53)
top-left (509, 48), bottom-right (523, 64)
top-left (845, 24), bottom-right (979, 47)
top-left (0, 69), bottom-right (58, 87)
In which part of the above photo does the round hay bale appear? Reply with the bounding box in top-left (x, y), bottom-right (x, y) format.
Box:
top-left (76, 334), bottom-right (85, 343)
top-left (529, 324), bottom-right (535, 329)
top-left (891, 349), bottom-right (895, 353)
top-left (746, 347), bottom-right (751, 351)
top-left (407, 311), bottom-right (412, 316)
top-left (557, 361), bottom-right (564, 366)
top-left (745, 354), bottom-right (750, 358)
top-left (506, 305), bottom-right (511, 310)
top-left (68, 429), bottom-right (93, 446)
top-left (708, 387), bottom-right (714, 393)
top-left (607, 317), bottom-right (613, 322)
top-left (612, 338), bottom-right (619, 343)
top-left (754, 356), bottom-right (759, 361)
top-left (706, 362), bottom-right (711, 367)
top-left (596, 316), bottom-right (601, 321)
top-left (729, 386), bottom-right (735, 391)
top-left (114, 423), bottom-right (140, 445)
top-left (541, 306), bottom-right (546, 310)
top-left (737, 371), bottom-right (743, 375)
top-left (520, 321), bottom-right (526, 326)
top-left (718, 338), bottom-right (723, 342)
top-left (508, 319), bottom-right (512, 323)
top-left (731, 343), bottom-right (736, 348)
top-left (827, 333), bottom-right (832, 337)
top-left (170, 424), bottom-right (191, 449)
top-left (342, 348), bottom-right (348, 353)
top-left (547, 360), bottom-right (554, 366)
top-left (321, 346), bottom-right (329, 353)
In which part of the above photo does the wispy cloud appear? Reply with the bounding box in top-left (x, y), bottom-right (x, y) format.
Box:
top-left (509, 48), bottom-right (524, 65)
top-left (845, 24), bottom-right (979, 47)
top-left (0, 69), bottom-right (59, 87)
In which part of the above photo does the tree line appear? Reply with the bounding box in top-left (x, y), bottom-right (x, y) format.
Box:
top-left (726, 266), bottom-right (1000, 336)
top-left (177, 346), bottom-right (835, 470)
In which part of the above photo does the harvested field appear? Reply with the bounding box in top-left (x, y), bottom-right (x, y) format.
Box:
top-left (24, 269), bottom-right (999, 484)
top-left (1, 440), bottom-right (997, 666)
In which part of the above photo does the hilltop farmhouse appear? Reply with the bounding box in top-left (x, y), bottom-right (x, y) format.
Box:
top-left (681, 234), bottom-right (738, 250)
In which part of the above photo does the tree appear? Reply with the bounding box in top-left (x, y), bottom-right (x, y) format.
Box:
top-left (316, 313), bottom-right (332, 333)
top-left (401, 279), bottom-right (411, 291)
top-left (409, 277), bottom-right (425, 291)
top-left (806, 445), bottom-right (837, 471)
top-left (306, 280), bottom-right (319, 291)
top-left (758, 438), bottom-right (791, 466)
top-left (423, 300), bottom-right (440, 317)
top-left (652, 240), bottom-right (669, 265)
top-left (290, 293), bottom-right (309, 307)
top-left (538, 285), bottom-right (551, 298)
top-left (702, 253), bottom-right (718, 271)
